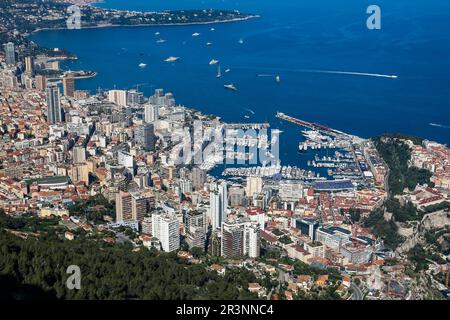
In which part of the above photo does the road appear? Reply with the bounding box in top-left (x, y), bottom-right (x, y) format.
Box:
top-left (350, 282), bottom-right (364, 300)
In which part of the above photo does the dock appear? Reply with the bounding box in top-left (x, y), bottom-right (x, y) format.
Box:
top-left (276, 112), bottom-right (343, 136)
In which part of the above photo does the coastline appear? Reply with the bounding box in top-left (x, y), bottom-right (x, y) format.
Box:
top-left (31, 15), bottom-right (260, 34)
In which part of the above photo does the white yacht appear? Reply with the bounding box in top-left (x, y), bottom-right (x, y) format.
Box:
top-left (164, 56), bottom-right (180, 62)
top-left (224, 84), bottom-right (237, 91)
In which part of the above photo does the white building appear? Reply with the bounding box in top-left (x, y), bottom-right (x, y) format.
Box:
top-left (279, 180), bottom-right (304, 202)
top-left (73, 145), bottom-right (86, 164)
top-left (219, 181), bottom-right (228, 222)
top-left (209, 191), bottom-right (221, 230)
top-left (108, 90), bottom-right (127, 107)
top-left (221, 220), bottom-right (260, 259)
top-left (246, 176), bottom-right (263, 198)
top-left (144, 103), bottom-right (159, 123)
top-left (244, 222), bottom-right (261, 258)
top-left (152, 214), bottom-right (180, 252)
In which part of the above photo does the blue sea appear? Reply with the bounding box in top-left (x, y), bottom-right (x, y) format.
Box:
top-left (31, 0), bottom-right (450, 169)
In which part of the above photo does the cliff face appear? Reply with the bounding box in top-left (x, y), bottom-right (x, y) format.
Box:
top-left (396, 210), bottom-right (450, 254)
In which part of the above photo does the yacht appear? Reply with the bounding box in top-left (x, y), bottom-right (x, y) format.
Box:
top-left (192, 32), bottom-right (201, 37)
top-left (138, 63), bottom-right (147, 68)
top-left (276, 75), bottom-right (281, 83)
top-left (206, 42), bottom-right (213, 46)
top-left (164, 56), bottom-right (180, 62)
top-left (156, 39), bottom-right (166, 43)
top-left (224, 84), bottom-right (237, 91)
top-left (209, 59), bottom-right (219, 65)
top-left (225, 69), bottom-right (231, 73)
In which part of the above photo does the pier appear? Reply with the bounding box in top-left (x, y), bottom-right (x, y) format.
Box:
top-left (276, 112), bottom-right (343, 136)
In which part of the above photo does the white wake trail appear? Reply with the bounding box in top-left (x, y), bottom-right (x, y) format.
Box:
top-left (306, 70), bottom-right (398, 78)
top-left (233, 66), bottom-right (399, 79)
top-left (429, 123), bottom-right (450, 129)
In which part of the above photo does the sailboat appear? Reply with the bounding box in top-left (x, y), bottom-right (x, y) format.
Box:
top-left (216, 65), bottom-right (222, 78)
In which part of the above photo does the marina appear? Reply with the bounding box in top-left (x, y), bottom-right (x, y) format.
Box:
top-left (222, 165), bottom-right (324, 180)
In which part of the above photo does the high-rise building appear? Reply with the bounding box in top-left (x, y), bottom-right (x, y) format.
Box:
top-left (131, 193), bottom-right (150, 222)
top-left (144, 104), bottom-right (159, 123)
top-left (127, 89), bottom-right (144, 105)
top-left (135, 123), bottom-right (155, 151)
top-left (20, 72), bottom-right (33, 89)
top-left (4, 42), bottom-right (15, 65)
top-left (245, 176), bottom-right (263, 198)
top-left (72, 145), bottom-right (86, 164)
top-left (185, 211), bottom-right (206, 250)
top-left (25, 56), bottom-right (34, 74)
top-left (221, 220), bottom-right (260, 259)
top-left (141, 216), bottom-right (152, 235)
top-left (209, 182), bottom-right (228, 230)
top-left (192, 167), bottom-right (206, 191)
top-left (229, 185), bottom-right (245, 207)
top-left (35, 75), bottom-right (46, 91)
top-left (221, 221), bottom-right (244, 259)
top-left (219, 181), bottom-right (228, 223)
top-left (244, 222), bottom-right (261, 258)
top-left (63, 77), bottom-right (75, 97)
top-left (116, 191), bottom-right (133, 222)
top-left (180, 178), bottom-right (193, 194)
top-left (152, 214), bottom-right (180, 252)
top-left (46, 83), bottom-right (62, 124)
top-left (209, 191), bottom-right (222, 230)
top-left (118, 150), bottom-right (134, 169)
top-left (69, 163), bottom-right (89, 185)
top-left (108, 89), bottom-right (127, 107)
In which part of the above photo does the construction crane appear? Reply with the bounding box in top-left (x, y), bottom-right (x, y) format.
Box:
top-left (132, 83), bottom-right (152, 92)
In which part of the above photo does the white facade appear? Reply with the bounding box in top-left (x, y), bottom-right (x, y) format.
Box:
top-left (246, 176), bottom-right (263, 197)
top-left (219, 181), bottom-right (228, 223)
top-left (244, 222), bottom-right (261, 258)
top-left (144, 104), bottom-right (159, 123)
top-left (279, 180), bottom-right (304, 202)
top-left (152, 214), bottom-right (180, 252)
top-left (209, 192), bottom-right (221, 230)
top-left (108, 90), bottom-right (127, 107)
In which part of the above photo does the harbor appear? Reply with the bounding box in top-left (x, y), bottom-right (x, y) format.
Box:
top-left (222, 164), bottom-right (324, 180)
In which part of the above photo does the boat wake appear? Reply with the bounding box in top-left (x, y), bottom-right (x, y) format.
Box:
top-left (307, 70), bottom-right (398, 79)
top-left (429, 123), bottom-right (450, 129)
top-left (243, 108), bottom-right (255, 115)
top-left (233, 66), bottom-right (398, 79)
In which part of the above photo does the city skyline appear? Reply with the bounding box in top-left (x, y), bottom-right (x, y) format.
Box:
top-left (0, 0), bottom-right (449, 305)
